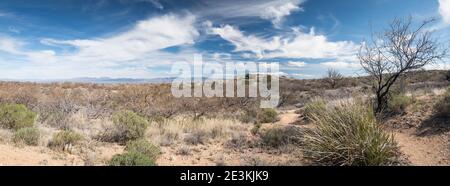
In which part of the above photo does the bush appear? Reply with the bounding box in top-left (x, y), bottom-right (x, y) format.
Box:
top-left (387, 94), bottom-right (413, 114)
top-left (110, 110), bottom-right (150, 143)
top-left (434, 88), bottom-right (450, 117)
top-left (0, 104), bottom-right (37, 130)
top-left (260, 126), bottom-right (303, 148)
top-left (302, 100), bottom-right (327, 121)
top-left (125, 139), bottom-right (160, 161)
top-left (303, 102), bottom-right (400, 166)
top-left (13, 127), bottom-right (40, 146)
top-left (184, 130), bottom-right (207, 145)
top-left (49, 130), bottom-right (84, 149)
top-left (258, 109), bottom-right (278, 123)
top-left (108, 151), bottom-right (156, 166)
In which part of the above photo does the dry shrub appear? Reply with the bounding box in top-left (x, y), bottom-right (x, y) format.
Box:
top-left (146, 116), bottom-right (246, 146)
top-left (303, 101), bottom-right (400, 166)
top-left (387, 93), bottom-right (413, 114)
top-left (258, 108), bottom-right (279, 123)
top-left (49, 130), bottom-right (84, 150)
top-left (434, 87), bottom-right (450, 117)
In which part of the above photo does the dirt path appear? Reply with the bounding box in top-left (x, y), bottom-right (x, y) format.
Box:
top-left (0, 144), bottom-right (84, 166)
top-left (394, 130), bottom-right (449, 165)
top-left (275, 110), bottom-right (299, 125)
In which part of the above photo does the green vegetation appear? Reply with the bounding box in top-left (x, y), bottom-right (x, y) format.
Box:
top-left (387, 93), bottom-right (413, 114)
top-left (303, 101), bottom-right (400, 166)
top-left (111, 110), bottom-right (149, 143)
top-left (125, 139), bottom-right (160, 161)
top-left (0, 104), bottom-right (37, 130)
top-left (13, 127), bottom-right (40, 146)
top-left (108, 151), bottom-right (156, 166)
top-left (258, 108), bottom-right (279, 123)
top-left (49, 130), bottom-right (84, 149)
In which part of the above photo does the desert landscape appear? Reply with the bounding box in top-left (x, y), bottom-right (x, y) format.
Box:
top-left (0, 70), bottom-right (448, 166)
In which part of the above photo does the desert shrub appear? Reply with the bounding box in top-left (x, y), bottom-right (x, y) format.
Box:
top-left (260, 126), bottom-right (303, 148)
top-left (258, 108), bottom-right (279, 123)
top-left (302, 100), bottom-right (327, 121)
top-left (434, 88), bottom-right (450, 117)
top-left (125, 139), bottom-right (160, 161)
top-left (49, 130), bottom-right (84, 149)
top-left (303, 102), bottom-right (400, 166)
top-left (184, 130), bottom-right (207, 145)
top-left (0, 104), bottom-right (37, 130)
top-left (250, 123), bottom-right (261, 135)
top-left (226, 132), bottom-right (248, 148)
top-left (108, 151), bottom-right (156, 166)
top-left (13, 127), bottom-right (40, 146)
top-left (105, 110), bottom-right (149, 143)
top-left (387, 93), bottom-right (413, 114)
top-left (176, 145), bottom-right (191, 156)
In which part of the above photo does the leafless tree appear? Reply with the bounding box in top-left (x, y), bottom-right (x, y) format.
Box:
top-left (325, 68), bottom-right (344, 89)
top-left (359, 17), bottom-right (447, 113)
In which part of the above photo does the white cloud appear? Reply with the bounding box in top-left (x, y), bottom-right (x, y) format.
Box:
top-left (0, 14), bottom-right (200, 79)
top-left (439, 0), bottom-right (450, 24)
top-left (43, 14), bottom-right (198, 62)
top-left (320, 61), bottom-right (360, 69)
top-left (287, 61), bottom-right (307, 67)
top-left (209, 24), bottom-right (281, 58)
top-left (260, 0), bottom-right (303, 27)
top-left (208, 24), bottom-right (359, 60)
top-left (200, 0), bottom-right (305, 27)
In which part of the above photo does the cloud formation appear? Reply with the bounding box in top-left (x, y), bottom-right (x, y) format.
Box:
top-left (439, 0), bottom-right (450, 24)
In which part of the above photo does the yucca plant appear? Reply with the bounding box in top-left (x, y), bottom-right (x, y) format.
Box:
top-left (303, 101), bottom-right (400, 166)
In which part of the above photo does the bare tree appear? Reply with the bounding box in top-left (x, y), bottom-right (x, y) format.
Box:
top-left (325, 68), bottom-right (344, 89)
top-left (359, 17), bottom-right (447, 113)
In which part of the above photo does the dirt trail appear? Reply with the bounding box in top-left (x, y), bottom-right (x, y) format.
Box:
top-left (0, 144), bottom-right (84, 166)
top-left (275, 110), bottom-right (299, 125)
top-left (394, 131), bottom-right (449, 165)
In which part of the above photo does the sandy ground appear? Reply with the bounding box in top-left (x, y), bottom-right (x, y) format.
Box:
top-left (0, 106), bottom-right (448, 166)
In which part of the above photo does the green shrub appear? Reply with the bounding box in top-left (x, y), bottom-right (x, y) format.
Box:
top-left (110, 110), bottom-right (149, 143)
top-left (0, 104), bottom-right (37, 130)
top-left (108, 151), bottom-right (156, 166)
top-left (125, 139), bottom-right (160, 161)
top-left (302, 100), bottom-right (327, 121)
top-left (387, 94), bottom-right (413, 114)
top-left (303, 102), bottom-right (400, 166)
top-left (434, 88), bottom-right (450, 117)
top-left (49, 130), bottom-right (84, 149)
top-left (260, 126), bottom-right (302, 148)
top-left (13, 127), bottom-right (40, 146)
top-left (258, 108), bottom-right (278, 123)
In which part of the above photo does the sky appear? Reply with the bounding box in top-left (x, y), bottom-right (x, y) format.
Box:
top-left (0, 0), bottom-right (449, 80)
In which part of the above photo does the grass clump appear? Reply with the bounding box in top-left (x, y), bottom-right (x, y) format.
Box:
top-left (258, 108), bottom-right (279, 123)
top-left (13, 127), bottom-right (40, 146)
top-left (49, 130), bottom-right (84, 149)
top-left (387, 93), bottom-right (413, 114)
top-left (0, 104), bottom-right (37, 130)
top-left (125, 139), bottom-right (160, 161)
top-left (303, 101), bottom-right (400, 166)
top-left (302, 99), bottom-right (327, 121)
top-left (104, 110), bottom-right (149, 143)
top-left (434, 88), bottom-right (450, 117)
top-left (108, 151), bottom-right (156, 166)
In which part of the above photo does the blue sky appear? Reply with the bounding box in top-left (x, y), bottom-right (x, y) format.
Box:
top-left (0, 0), bottom-right (448, 79)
